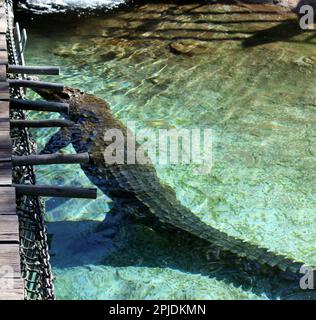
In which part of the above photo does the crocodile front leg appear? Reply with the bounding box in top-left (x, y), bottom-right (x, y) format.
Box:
top-left (40, 127), bottom-right (73, 154)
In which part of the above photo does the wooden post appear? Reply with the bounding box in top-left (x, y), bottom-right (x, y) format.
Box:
top-left (10, 119), bottom-right (75, 128)
top-left (12, 153), bottom-right (90, 166)
top-left (8, 80), bottom-right (64, 91)
top-left (14, 184), bottom-right (98, 199)
top-left (8, 65), bottom-right (60, 75)
top-left (15, 22), bottom-right (25, 67)
top-left (10, 98), bottom-right (69, 113)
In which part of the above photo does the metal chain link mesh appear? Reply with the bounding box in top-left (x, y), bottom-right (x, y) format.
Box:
top-left (5, 0), bottom-right (55, 300)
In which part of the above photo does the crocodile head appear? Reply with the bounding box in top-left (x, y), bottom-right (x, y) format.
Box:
top-left (35, 87), bottom-right (82, 117)
top-left (34, 86), bottom-right (111, 122)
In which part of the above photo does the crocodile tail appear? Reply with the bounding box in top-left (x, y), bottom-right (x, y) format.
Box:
top-left (108, 163), bottom-right (305, 275)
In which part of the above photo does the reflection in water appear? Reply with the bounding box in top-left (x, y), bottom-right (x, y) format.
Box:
top-left (19, 3), bottom-right (316, 299)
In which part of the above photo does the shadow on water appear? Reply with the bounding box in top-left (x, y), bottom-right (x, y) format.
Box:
top-left (15, 7), bottom-right (312, 46)
top-left (47, 205), bottom-right (316, 300)
top-left (242, 20), bottom-right (316, 47)
top-left (242, 0), bottom-right (316, 48)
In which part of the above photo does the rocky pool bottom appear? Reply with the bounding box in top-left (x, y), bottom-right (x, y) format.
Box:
top-left (16, 2), bottom-right (316, 299)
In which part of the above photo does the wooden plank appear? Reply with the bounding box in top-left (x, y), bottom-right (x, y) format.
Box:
top-left (0, 81), bottom-right (9, 100)
top-left (15, 184), bottom-right (98, 199)
top-left (0, 133), bottom-right (12, 159)
top-left (0, 244), bottom-right (21, 276)
top-left (0, 249), bottom-right (23, 300)
top-left (0, 118), bottom-right (9, 131)
top-left (0, 161), bottom-right (12, 185)
top-left (12, 152), bottom-right (90, 166)
top-left (0, 101), bottom-right (9, 118)
top-left (0, 33), bottom-right (6, 51)
top-left (0, 65), bottom-right (5, 81)
top-left (10, 98), bottom-right (69, 113)
top-left (8, 65), bottom-right (60, 75)
top-left (10, 119), bottom-right (75, 128)
top-left (0, 215), bottom-right (19, 242)
top-left (8, 80), bottom-right (64, 91)
top-left (0, 51), bottom-right (8, 65)
top-left (0, 5), bottom-right (24, 301)
top-left (0, 279), bottom-right (24, 300)
top-left (0, 187), bottom-right (16, 214)
top-left (0, 11), bottom-right (6, 34)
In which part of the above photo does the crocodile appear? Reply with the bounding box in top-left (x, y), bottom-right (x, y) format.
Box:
top-left (35, 87), bottom-right (307, 279)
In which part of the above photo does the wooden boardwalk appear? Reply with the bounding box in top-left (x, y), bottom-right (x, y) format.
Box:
top-left (0, 1), bottom-right (24, 300)
top-left (0, 0), bottom-right (97, 300)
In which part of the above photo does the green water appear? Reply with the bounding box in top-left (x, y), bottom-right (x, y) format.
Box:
top-left (19, 3), bottom-right (316, 299)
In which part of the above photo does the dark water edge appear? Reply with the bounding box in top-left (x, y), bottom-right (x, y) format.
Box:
top-left (13, 0), bottom-right (292, 38)
top-left (14, 0), bottom-right (276, 18)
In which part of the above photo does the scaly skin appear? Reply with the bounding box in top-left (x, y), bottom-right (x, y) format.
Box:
top-left (36, 87), bottom-right (305, 277)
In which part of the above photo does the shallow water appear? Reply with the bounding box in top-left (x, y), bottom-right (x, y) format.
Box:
top-left (18, 3), bottom-right (316, 299)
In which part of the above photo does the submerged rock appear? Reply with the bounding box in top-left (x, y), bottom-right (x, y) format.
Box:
top-left (293, 56), bottom-right (316, 66)
top-left (168, 41), bottom-right (206, 56)
top-left (98, 51), bottom-right (117, 61)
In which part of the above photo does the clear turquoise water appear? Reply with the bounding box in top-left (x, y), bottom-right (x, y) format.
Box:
top-left (19, 3), bottom-right (316, 299)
